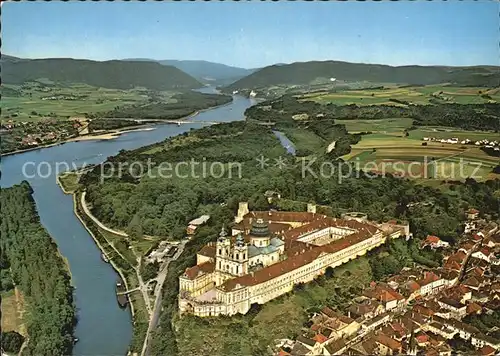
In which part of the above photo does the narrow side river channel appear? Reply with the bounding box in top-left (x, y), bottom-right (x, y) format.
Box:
top-left (0, 89), bottom-right (256, 355)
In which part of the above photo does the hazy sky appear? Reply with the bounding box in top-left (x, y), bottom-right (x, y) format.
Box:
top-left (3, 1), bottom-right (499, 68)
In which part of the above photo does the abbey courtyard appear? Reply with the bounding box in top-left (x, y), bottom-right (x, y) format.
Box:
top-left (178, 203), bottom-right (410, 317)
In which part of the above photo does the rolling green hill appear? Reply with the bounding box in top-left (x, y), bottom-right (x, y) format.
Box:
top-left (2, 57), bottom-right (202, 90)
top-left (122, 58), bottom-right (256, 85)
top-left (225, 60), bottom-right (500, 90)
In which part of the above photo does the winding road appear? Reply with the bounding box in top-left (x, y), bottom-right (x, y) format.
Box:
top-left (141, 241), bottom-right (187, 356)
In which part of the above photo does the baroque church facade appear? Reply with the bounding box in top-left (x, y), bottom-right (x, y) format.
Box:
top-left (178, 203), bottom-right (409, 317)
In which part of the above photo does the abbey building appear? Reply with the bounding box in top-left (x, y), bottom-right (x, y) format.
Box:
top-left (178, 203), bottom-right (409, 317)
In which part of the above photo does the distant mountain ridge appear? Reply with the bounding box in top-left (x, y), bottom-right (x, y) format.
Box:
top-left (2, 57), bottom-right (202, 90)
top-left (122, 58), bottom-right (256, 85)
top-left (225, 60), bottom-right (500, 90)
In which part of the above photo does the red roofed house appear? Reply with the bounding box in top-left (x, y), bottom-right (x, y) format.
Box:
top-left (416, 271), bottom-right (446, 297)
top-left (466, 302), bottom-right (482, 315)
top-left (362, 283), bottom-right (406, 311)
top-left (472, 247), bottom-right (493, 262)
top-left (478, 345), bottom-right (496, 356)
top-left (422, 235), bottom-right (450, 249)
top-left (467, 208), bottom-right (480, 220)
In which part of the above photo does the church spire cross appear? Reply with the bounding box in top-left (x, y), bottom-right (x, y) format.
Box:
top-left (219, 225), bottom-right (228, 239)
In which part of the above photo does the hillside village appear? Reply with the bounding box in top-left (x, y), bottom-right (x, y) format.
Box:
top-left (275, 211), bottom-right (500, 356)
top-left (422, 136), bottom-right (499, 151)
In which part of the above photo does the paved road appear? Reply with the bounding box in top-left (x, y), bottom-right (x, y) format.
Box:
top-left (141, 241), bottom-right (187, 356)
top-left (81, 192), bottom-right (128, 237)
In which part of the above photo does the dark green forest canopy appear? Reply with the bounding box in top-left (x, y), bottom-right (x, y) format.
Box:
top-left (77, 102), bottom-right (500, 356)
top-left (2, 58), bottom-right (202, 90)
top-left (100, 91), bottom-right (232, 120)
top-left (246, 95), bottom-right (500, 132)
top-left (225, 60), bottom-right (500, 91)
top-left (0, 182), bottom-right (76, 356)
top-left (80, 113), bottom-right (500, 242)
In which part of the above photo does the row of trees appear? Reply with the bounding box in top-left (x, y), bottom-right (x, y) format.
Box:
top-left (0, 182), bottom-right (76, 355)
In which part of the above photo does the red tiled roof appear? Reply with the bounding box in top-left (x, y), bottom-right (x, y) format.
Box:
top-left (244, 211), bottom-right (320, 224)
top-left (365, 284), bottom-right (405, 303)
top-left (425, 235), bottom-right (441, 244)
top-left (313, 333), bottom-right (329, 344)
top-left (413, 305), bottom-right (434, 317)
top-left (478, 247), bottom-right (492, 257)
top-left (183, 261), bottom-right (215, 280)
top-left (479, 345), bottom-right (496, 356)
top-left (466, 302), bottom-right (482, 315)
top-left (375, 333), bottom-right (401, 351)
top-left (278, 349), bottom-right (291, 356)
top-left (460, 241), bottom-right (476, 252)
top-left (472, 233), bottom-right (482, 241)
top-left (408, 281), bottom-right (421, 292)
top-left (463, 276), bottom-right (481, 288)
top-left (416, 333), bottom-right (429, 344)
top-left (220, 219), bottom-right (381, 291)
top-left (233, 220), bottom-right (293, 235)
top-left (198, 244), bottom-right (216, 258)
top-left (321, 306), bottom-right (354, 325)
top-left (282, 216), bottom-right (379, 241)
top-left (467, 208), bottom-right (480, 214)
top-left (417, 271), bottom-right (441, 287)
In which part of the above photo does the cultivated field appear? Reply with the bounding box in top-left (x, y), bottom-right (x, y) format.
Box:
top-left (281, 127), bottom-right (326, 153)
top-left (408, 127), bottom-right (500, 141)
top-left (301, 85), bottom-right (500, 106)
top-left (342, 133), bottom-right (499, 181)
top-left (334, 118), bottom-right (413, 135)
top-left (1, 81), bottom-right (177, 121)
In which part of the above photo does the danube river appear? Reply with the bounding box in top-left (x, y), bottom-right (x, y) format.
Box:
top-left (0, 89), bottom-right (255, 355)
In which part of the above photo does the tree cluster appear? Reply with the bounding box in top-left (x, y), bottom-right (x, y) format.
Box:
top-left (0, 182), bottom-right (76, 355)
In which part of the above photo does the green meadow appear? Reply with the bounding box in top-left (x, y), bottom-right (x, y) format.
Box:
top-left (301, 85), bottom-right (500, 106)
top-left (1, 82), bottom-right (177, 121)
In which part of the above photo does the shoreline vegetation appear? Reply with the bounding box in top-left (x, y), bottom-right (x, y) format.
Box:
top-left (74, 98), bottom-right (500, 355)
top-left (0, 182), bottom-right (76, 355)
top-left (57, 171), bottom-right (149, 354)
top-left (0, 126), bottom-right (156, 157)
top-left (0, 97), bottom-right (233, 158)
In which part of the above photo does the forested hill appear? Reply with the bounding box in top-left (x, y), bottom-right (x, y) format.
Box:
top-left (225, 60), bottom-right (500, 90)
top-left (122, 58), bottom-right (256, 85)
top-left (2, 57), bottom-right (202, 90)
top-left (0, 182), bottom-right (76, 355)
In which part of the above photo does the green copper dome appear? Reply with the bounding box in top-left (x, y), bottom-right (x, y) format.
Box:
top-left (250, 218), bottom-right (270, 237)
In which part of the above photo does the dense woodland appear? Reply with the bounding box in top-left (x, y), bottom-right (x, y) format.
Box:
top-left (77, 94), bottom-right (500, 355)
top-left (247, 95), bottom-right (500, 131)
top-left (81, 95), bottom-right (500, 242)
top-left (2, 58), bottom-right (202, 90)
top-left (99, 91), bottom-right (232, 120)
top-left (0, 182), bottom-right (76, 355)
top-left (225, 60), bottom-right (500, 91)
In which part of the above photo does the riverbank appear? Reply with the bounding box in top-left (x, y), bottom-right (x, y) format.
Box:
top-left (182, 98), bottom-right (235, 121)
top-left (57, 171), bottom-right (80, 195)
top-left (0, 183), bottom-right (76, 355)
top-left (72, 192), bottom-right (135, 316)
top-left (1, 91), bottom-right (255, 355)
top-left (0, 126), bottom-right (156, 157)
top-left (0, 99), bottom-right (233, 158)
top-left (71, 190), bottom-right (153, 354)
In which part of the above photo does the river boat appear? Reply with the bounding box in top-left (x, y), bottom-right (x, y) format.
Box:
top-left (115, 279), bottom-right (128, 308)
